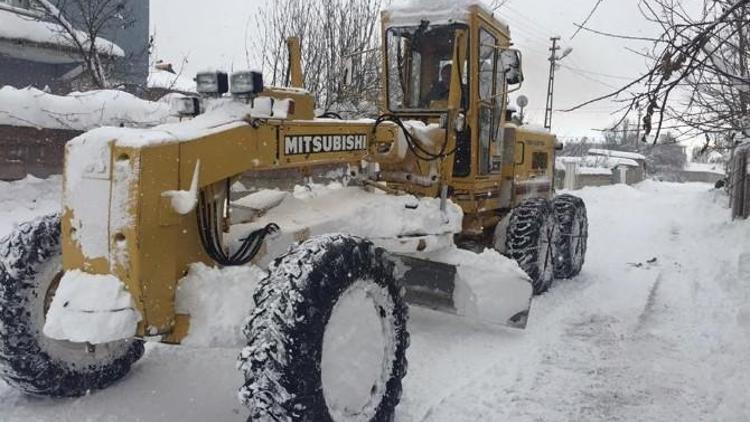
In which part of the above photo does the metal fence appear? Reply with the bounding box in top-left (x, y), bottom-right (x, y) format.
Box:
top-left (731, 143), bottom-right (750, 220)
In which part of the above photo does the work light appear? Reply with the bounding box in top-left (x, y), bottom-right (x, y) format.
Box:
top-left (230, 71), bottom-right (264, 96)
top-left (195, 71), bottom-right (229, 95)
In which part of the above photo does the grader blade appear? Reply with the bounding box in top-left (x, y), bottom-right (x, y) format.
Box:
top-left (393, 253), bottom-right (532, 329)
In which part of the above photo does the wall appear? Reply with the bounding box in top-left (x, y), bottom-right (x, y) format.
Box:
top-left (0, 125), bottom-right (80, 180)
top-left (0, 56), bottom-right (75, 92)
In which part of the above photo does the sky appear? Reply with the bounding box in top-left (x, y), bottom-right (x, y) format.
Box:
top-left (150, 0), bottom-right (663, 141)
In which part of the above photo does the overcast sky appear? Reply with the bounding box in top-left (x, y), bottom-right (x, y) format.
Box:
top-left (151, 0), bottom-right (664, 140)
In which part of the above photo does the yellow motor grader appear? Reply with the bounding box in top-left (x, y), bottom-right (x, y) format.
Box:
top-left (0, 3), bottom-right (587, 421)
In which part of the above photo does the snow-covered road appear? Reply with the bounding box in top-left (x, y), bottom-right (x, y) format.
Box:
top-left (1, 178), bottom-right (749, 421)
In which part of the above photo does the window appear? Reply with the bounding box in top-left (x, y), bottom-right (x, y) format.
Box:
top-left (477, 29), bottom-right (497, 175)
top-left (386, 23), bottom-right (468, 110)
top-left (532, 152), bottom-right (549, 171)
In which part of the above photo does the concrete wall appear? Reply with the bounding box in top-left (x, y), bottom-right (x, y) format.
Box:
top-left (678, 171), bottom-right (724, 184)
top-left (0, 125), bottom-right (80, 180)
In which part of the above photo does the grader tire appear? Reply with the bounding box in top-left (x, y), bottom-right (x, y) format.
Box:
top-left (0, 214), bottom-right (144, 397)
top-left (505, 198), bottom-right (558, 295)
top-left (552, 194), bottom-right (588, 279)
top-left (238, 234), bottom-right (409, 422)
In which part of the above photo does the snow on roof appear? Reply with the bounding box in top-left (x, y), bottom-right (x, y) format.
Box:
top-left (383, 0), bottom-right (508, 29)
top-left (147, 71), bottom-right (197, 93)
top-left (0, 86), bottom-right (174, 131)
top-left (576, 166), bottom-right (612, 176)
top-left (0, 9), bottom-right (124, 58)
top-left (587, 148), bottom-right (646, 161)
top-left (555, 155), bottom-right (637, 173)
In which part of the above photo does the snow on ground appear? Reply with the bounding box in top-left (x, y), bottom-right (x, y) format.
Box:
top-left (1, 178), bottom-right (749, 421)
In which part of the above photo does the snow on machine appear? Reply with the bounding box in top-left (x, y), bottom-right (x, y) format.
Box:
top-left (0, 2), bottom-right (588, 420)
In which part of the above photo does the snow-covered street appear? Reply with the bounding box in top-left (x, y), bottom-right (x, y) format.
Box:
top-left (1, 178), bottom-right (749, 421)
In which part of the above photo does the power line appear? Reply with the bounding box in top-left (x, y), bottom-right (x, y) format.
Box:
top-left (559, 63), bottom-right (634, 80)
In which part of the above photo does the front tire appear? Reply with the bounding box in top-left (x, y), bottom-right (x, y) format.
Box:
top-left (238, 234), bottom-right (409, 422)
top-left (505, 198), bottom-right (558, 295)
top-left (0, 214), bottom-right (144, 397)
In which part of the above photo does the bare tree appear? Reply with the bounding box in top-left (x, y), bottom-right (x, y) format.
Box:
top-left (568, 0), bottom-right (750, 152)
top-left (252, 0), bottom-right (383, 117)
top-left (33, 0), bottom-right (134, 89)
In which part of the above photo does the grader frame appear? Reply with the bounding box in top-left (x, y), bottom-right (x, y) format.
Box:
top-left (60, 4), bottom-right (557, 343)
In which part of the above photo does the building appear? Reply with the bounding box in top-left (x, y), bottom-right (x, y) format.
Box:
top-left (0, 0), bottom-right (149, 93)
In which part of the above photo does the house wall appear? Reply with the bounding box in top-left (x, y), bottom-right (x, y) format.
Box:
top-left (0, 0), bottom-right (149, 93)
top-left (0, 125), bottom-right (80, 180)
top-left (0, 56), bottom-right (75, 91)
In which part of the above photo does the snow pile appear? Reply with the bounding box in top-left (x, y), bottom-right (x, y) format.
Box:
top-left (43, 270), bottom-right (141, 344)
top-left (235, 184), bottom-right (463, 258)
top-left (0, 8), bottom-right (123, 57)
top-left (147, 71), bottom-right (197, 93)
top-left (110, 96), bottom-right (295, 148)
top-left (0, 86), bottom-right (174, 130)
top-left (428, 247), bottom-right (532, 325)
top-left (175, 263), bottom-right (267, 347)
top-left (0, 175), bottom-right (60, 237)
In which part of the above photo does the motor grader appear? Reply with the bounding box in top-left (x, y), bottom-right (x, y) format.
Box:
top-left (0, 3), bottom-right (588, 421)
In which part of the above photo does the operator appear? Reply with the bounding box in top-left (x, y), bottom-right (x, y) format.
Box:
top-left (421, 63), bottom-right (452, 106)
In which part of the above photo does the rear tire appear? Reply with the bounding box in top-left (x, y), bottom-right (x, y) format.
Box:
top-left (505, 198), bottom-right (558, 295)
top-left (552, 194), bottom-right (588, 279)
top-left (238, 234), bottom-right (409, 422)
top-left (0, 214), bottom-right (144, 397)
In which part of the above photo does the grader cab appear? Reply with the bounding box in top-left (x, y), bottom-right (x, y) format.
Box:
top-left (0, 3), bottom-right (587, 421)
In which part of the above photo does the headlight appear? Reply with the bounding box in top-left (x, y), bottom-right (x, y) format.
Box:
top-left (173, 96), bottom-right (201, 117)
top-left (230, 71), bottom-right (264, 96)
top-left (195, 71), bottom-right (228, 95)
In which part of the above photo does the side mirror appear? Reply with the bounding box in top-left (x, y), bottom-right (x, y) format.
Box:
top-left (501, 49), bottom-right (524, 85)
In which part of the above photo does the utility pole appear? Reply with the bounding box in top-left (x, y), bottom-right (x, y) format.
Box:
top-left (543, 36), bottom-right (560, 130)
top-left (544, 37), bottom-right (572, 130)
top-left (635, 108), bottom-right (642, 150)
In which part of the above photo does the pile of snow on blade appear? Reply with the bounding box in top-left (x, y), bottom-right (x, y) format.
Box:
top-left (176, 263), bottom-right (267, 347)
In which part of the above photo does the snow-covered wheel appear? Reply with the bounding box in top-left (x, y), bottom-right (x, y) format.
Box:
top-left (0, 214), bottom-right (144, 397)
top-left (552, 194), bottom-right (588, 279)
top-left (506, 198), bottom-right (558, 295)
top-left (238, 234), bottom-right (409, 422)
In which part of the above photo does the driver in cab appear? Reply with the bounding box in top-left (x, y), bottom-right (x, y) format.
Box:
top-left (421, 63), bottom-right (452, 107)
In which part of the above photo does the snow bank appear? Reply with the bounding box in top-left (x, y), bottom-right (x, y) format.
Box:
top-left (175, 263), bottom-right (267, 347)
top-left (0, 8), bottom-right (123, 57)
top-left (43, 270), bottom-right (141, 344)
top-left (0, 86), bottom-right (174, 130)
top-left (0, 175), bottom-right (60, 237)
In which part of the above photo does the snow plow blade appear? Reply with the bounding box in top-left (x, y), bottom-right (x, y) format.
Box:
top-left (394, 253), bottom-right (533, 329)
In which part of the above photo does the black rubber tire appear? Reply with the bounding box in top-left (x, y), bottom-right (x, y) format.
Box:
top-left (238, 234), bottom-right (409, 422)
top-left (505, 198), bottom-right (558, 295)
top-left (552, 194), bottom-right (588, 279)
top-left (0, 214), bottom-right (144, 397)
